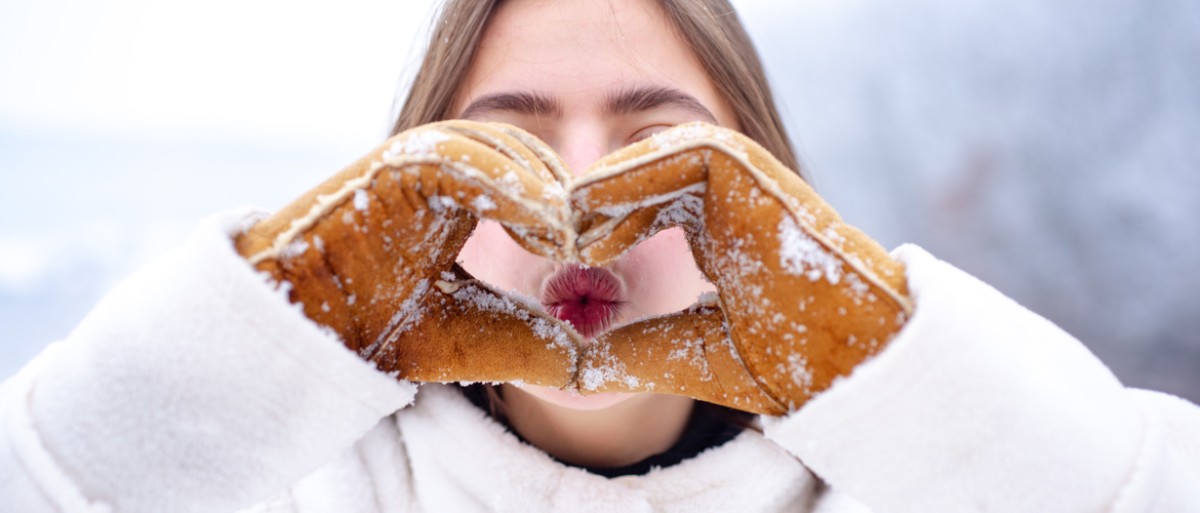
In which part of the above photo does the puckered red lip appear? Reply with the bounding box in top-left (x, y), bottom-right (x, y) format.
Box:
top-left (541, 265), bottom-right (625, 338)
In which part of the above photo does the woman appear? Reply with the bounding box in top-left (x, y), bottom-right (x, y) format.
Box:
top-left (2, 0), bottom-right (1197, 512)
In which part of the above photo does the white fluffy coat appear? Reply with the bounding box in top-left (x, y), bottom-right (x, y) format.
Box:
top-left (2, 210), bottom-right (1197, 513)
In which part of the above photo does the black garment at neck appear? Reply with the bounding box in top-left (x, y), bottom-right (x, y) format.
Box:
top-left (460, 384), bottom-right (751, 478)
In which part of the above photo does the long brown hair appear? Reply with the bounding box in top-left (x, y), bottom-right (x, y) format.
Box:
top-left (391, 0), bottom-right (803, 178)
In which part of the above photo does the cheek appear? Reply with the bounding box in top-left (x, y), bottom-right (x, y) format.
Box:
top-left (616, 227), bottom-right (714, 316)
top-left (458, 220), bottom-right (550, 294)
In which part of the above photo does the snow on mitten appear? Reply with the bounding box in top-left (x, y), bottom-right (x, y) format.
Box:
top-left (571, 122), bottom-right (913, 415)
top-left (236, 121), bottom-right (581, 387)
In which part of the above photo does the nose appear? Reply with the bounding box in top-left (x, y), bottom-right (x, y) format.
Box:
top-left (552, 123), bottom-right (610, 177)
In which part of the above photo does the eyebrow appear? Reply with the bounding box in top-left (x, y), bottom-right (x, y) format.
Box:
top-left (604, 86), bottom-right (718, 123)
top-left (458, 86), bottom-right (718, 123)
top-left (459, 91), bottom-right (562, 120)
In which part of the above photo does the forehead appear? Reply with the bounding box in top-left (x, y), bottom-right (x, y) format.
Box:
top-left (454, 0), bottom-right (727, 117)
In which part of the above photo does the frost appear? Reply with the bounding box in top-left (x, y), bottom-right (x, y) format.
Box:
top-left (778, 216), bottom-right (842, 284)
top-left (595, 182), bottom-right (706, 218)
top-left (579, 343), bottom-right (629, 391)
top-left (471, 195), bottom-right (497, 212)
top-left (696, 291), bottom-right (720, 307)
top-left (496, 170), bottom-right (522, 195)
top-left (445, 280), bottom-right (576, 360)
top-left (652, 191), bottom-right (705, 229)
top-left (822, 227), bottom-right (846, 247)
top-left (428, 195), bottom-right (459, 211)
top-left (282, 239), bottom-right (309, 259)
top-left (844, 272), bottom-right (869, 298)
top-left (360, 279), bottom-right (430, 360)
top-left (353, 189), bottom-right (369, 211)
top-left (648, 123), bottom-right (729, 150)
top-left (667, 338), bottom-right (713, 381)
top-left (383, 129), bottom-right (451, 161)
top-left (787, 353), bottom-right (813, 390)
top-left (541, 180), bottom-right (566, 201)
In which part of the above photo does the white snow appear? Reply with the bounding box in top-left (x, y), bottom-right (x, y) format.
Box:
top-left (382, 129), bottom-right (452, 162)
top-left (470, 195), bottom-right (497, 212)
top-left (353, 189), bottom-right (369, 211)
top-left (443, 280), bottom-right (576, 359)
top-left (360, 279), bottom-right (430, 360)
top-left (777, 216), bottom-right (843, 285)
top-left (281, 240), bottom-right (310, 259)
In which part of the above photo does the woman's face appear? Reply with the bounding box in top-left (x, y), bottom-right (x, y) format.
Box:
top-left (453, 0), bottom-right (738, 410)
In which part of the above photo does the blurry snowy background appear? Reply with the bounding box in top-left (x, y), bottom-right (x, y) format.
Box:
top-left (2, 0), bottom-right (1197, 401)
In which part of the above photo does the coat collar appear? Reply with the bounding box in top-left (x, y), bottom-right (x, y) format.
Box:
top-left (396, 384), bottom-right (818, 512)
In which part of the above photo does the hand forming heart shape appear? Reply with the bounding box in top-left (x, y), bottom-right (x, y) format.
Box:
top-left (235, 120), bottom-right (912, 415)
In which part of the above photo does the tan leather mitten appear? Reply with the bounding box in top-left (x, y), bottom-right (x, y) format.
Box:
top-left (235, 120), bottom-right (581, 387)
top-left (570, 123), bottom-right (914, 415)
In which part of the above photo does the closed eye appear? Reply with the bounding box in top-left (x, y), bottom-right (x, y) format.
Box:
top-left (628, 124), bottom-right (673, 144)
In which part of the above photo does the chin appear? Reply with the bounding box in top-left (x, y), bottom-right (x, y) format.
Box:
top-left (506, 383), bottom-right (639, 411)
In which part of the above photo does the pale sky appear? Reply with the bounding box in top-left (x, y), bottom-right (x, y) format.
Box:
top-left (0, 0), bottom-right (799, 149)
top-left (0, 0), bottom-right (441, 150)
